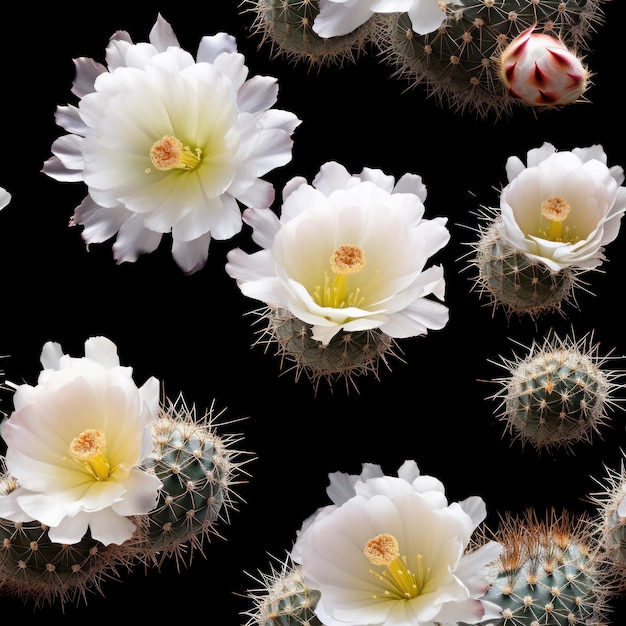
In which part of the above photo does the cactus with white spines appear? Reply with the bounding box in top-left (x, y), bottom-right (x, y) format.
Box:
top-left (464, 509), bottom-right (609, 626)
top-left (590, 455), bottom-right (626, 591)
top-left (253, 306), bottom-right (403, 394)
top-left (242, 0), bottom-right (379, 69)
top-left (134, 394), bottom-right (249, 568)
top-left (244, 554), bottom-right (323, 626)
top-left (489, 331), bottom-right (624, 453)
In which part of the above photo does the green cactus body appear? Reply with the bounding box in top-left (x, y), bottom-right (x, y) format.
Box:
top-left (138, 396), bottom-right (245, 566)
top-left (0, 520), bottom-right (137, 608)
top-left (472, 511), bottom-right (605, 626)
top-left (243, 0), bottom-right (377, 68)
top-left (245, 556), bottom-right (323, 626)
top-left (491, 332), bottom-right (622, 452)
top-left (377, 0), bottom-right (606, 117)
top-left (255, 306), bottom-right (401, 393)
top-left (471, 215), bottom-right (580, 319)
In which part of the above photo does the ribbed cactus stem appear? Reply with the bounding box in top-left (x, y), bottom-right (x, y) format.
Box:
top-left (465, 509), bottom-right (608, 626)
top-left (244, 554), bottom-right (323, 626)
top-left (490, 332), bottom-right (623, 452)
top-left (377, 0), bottom-right (606, 117)
top-left (137, 395), bottom-right (248, 567)
top-left (469, 214), bottom-right (582, 319)
top-left (243, 0), bottom-right (378, 68)
top-left (253, 306), bottom-right (402, 393)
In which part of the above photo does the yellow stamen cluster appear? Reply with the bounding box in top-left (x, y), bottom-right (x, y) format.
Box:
top-left (313, 245), bottom-right (366, 308)
top-left (540, 196), bottom-right (572, 241)
top-left (147, 135), bottom-right (202, 172)
top-left (69, 428), bottom-right (111, 481)
top-left (364, 533), bottom-right (431, 600)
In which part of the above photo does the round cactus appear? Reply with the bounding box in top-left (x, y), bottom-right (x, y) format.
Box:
top-left (465, 509), bottom-right (609, 626)
top-left (376, 0), bottom-right (606, 118)
top-left (254, 306), bottom-right (402, 393)
top-left (136, 395), bottom-right (248, 567)
top-left (0, 460), bottom-right (139, 608)
top-left (469, 214), bottom-right (583, 320)
top-left (244, 554), bottom-right (323, 626)
top-left (590, 456), bottom-right (626, 591)
top-left (242, 0), bottom-right (379, 69)
top-left (489, 331), bottom-right (623, 453)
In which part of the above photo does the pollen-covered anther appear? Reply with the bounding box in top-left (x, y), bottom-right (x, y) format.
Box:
top-left (69, 428), bottom-right (111, 481)
top-left (364, 533), bottom-right (400, 566)
top-left (331, 245), bottom-right (366, 275)
top-left (149, 135), bottom-right (202, 172)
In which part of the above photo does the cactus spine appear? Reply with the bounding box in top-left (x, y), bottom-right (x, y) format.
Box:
top-left (376, 0), bottom-right (605, 117)
top-left (242, 0), bottom-right (378, 69)
top-left (254, 306), bottom-right (402, 393)
top-left (467, 509), bottom-right (608, 626)
top-left (489, 332), bottom-right (623, 452)
top-left (244, 554), bottom-right (323, 626)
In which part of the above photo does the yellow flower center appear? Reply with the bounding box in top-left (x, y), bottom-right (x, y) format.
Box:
top-left (147, 135), bottom-right (202, 172)
top-left (69, 428), bottom-right (111, 481)
top-left (539, 196), bottom-right (574, 242)
top-left (313, 245), bottom-right (366, 308)
top-left (364, 533), bottom-right (431, 600)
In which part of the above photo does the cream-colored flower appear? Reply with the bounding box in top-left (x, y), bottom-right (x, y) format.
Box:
top-left (291, 461), bottom-right (503, 626)
top-left (225, 161), bottom-right (450, 345)
top-left (313, 0), bottom-right (462, 38)
top-left (0, 337), bottom-right (162, 546)
top-left (42, 14), bottom-right (300, 274)
top-left (499, 142), bottom-right (626, 272)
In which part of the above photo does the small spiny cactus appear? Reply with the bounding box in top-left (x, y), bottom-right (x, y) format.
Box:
top-left (244, 553), bottom-right (323, 626)
top-left (242, 0), bottom-right (379, 69)
top-left (135, 394), bottom-right (249, 568)
top-left (468, 213), bottom-right (585, 320)
top-left (376, 0), bottom-right (606, 118)
top-left (489, 331), bottom-right (623, 453)
top-left (590, 454), bottom-right (626, 591)
top-left (465, 508), bottom-right (609, 626)
top-left (253, 305), bottom-right (403, 393)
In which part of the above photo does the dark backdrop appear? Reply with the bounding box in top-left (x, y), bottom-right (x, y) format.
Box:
top-left (1, 2), bottom-right (625, 623)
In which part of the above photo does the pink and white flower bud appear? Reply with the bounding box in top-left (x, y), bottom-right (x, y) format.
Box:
top-left (498, 24), bottom-right (589, 107)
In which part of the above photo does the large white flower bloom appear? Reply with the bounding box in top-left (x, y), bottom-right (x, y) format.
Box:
top-left (42, 14), bottom-right (301, 274)
top-left (0, 337), bottom-right (162, 546)
top-left (225, 161), bottom-right (450, 346)
top-left (291, 461), bottom-right (503, 626)
top-left (313, 0), bottom-right (463, 38)
top-left (499, 142), bottom-right (626, 272)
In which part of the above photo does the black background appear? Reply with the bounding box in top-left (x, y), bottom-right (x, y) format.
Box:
top-left (1, 1), bottom-right (626, 623)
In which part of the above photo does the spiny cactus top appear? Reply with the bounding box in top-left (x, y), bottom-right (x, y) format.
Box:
top-left (489, 331), bottom-right (624, 453)
top-left (289, 460), bottom-right (503, 626)
top-left (41, 13), bottom-right (301, 274)
top-left (0, 336), bottom-right (162, 546)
